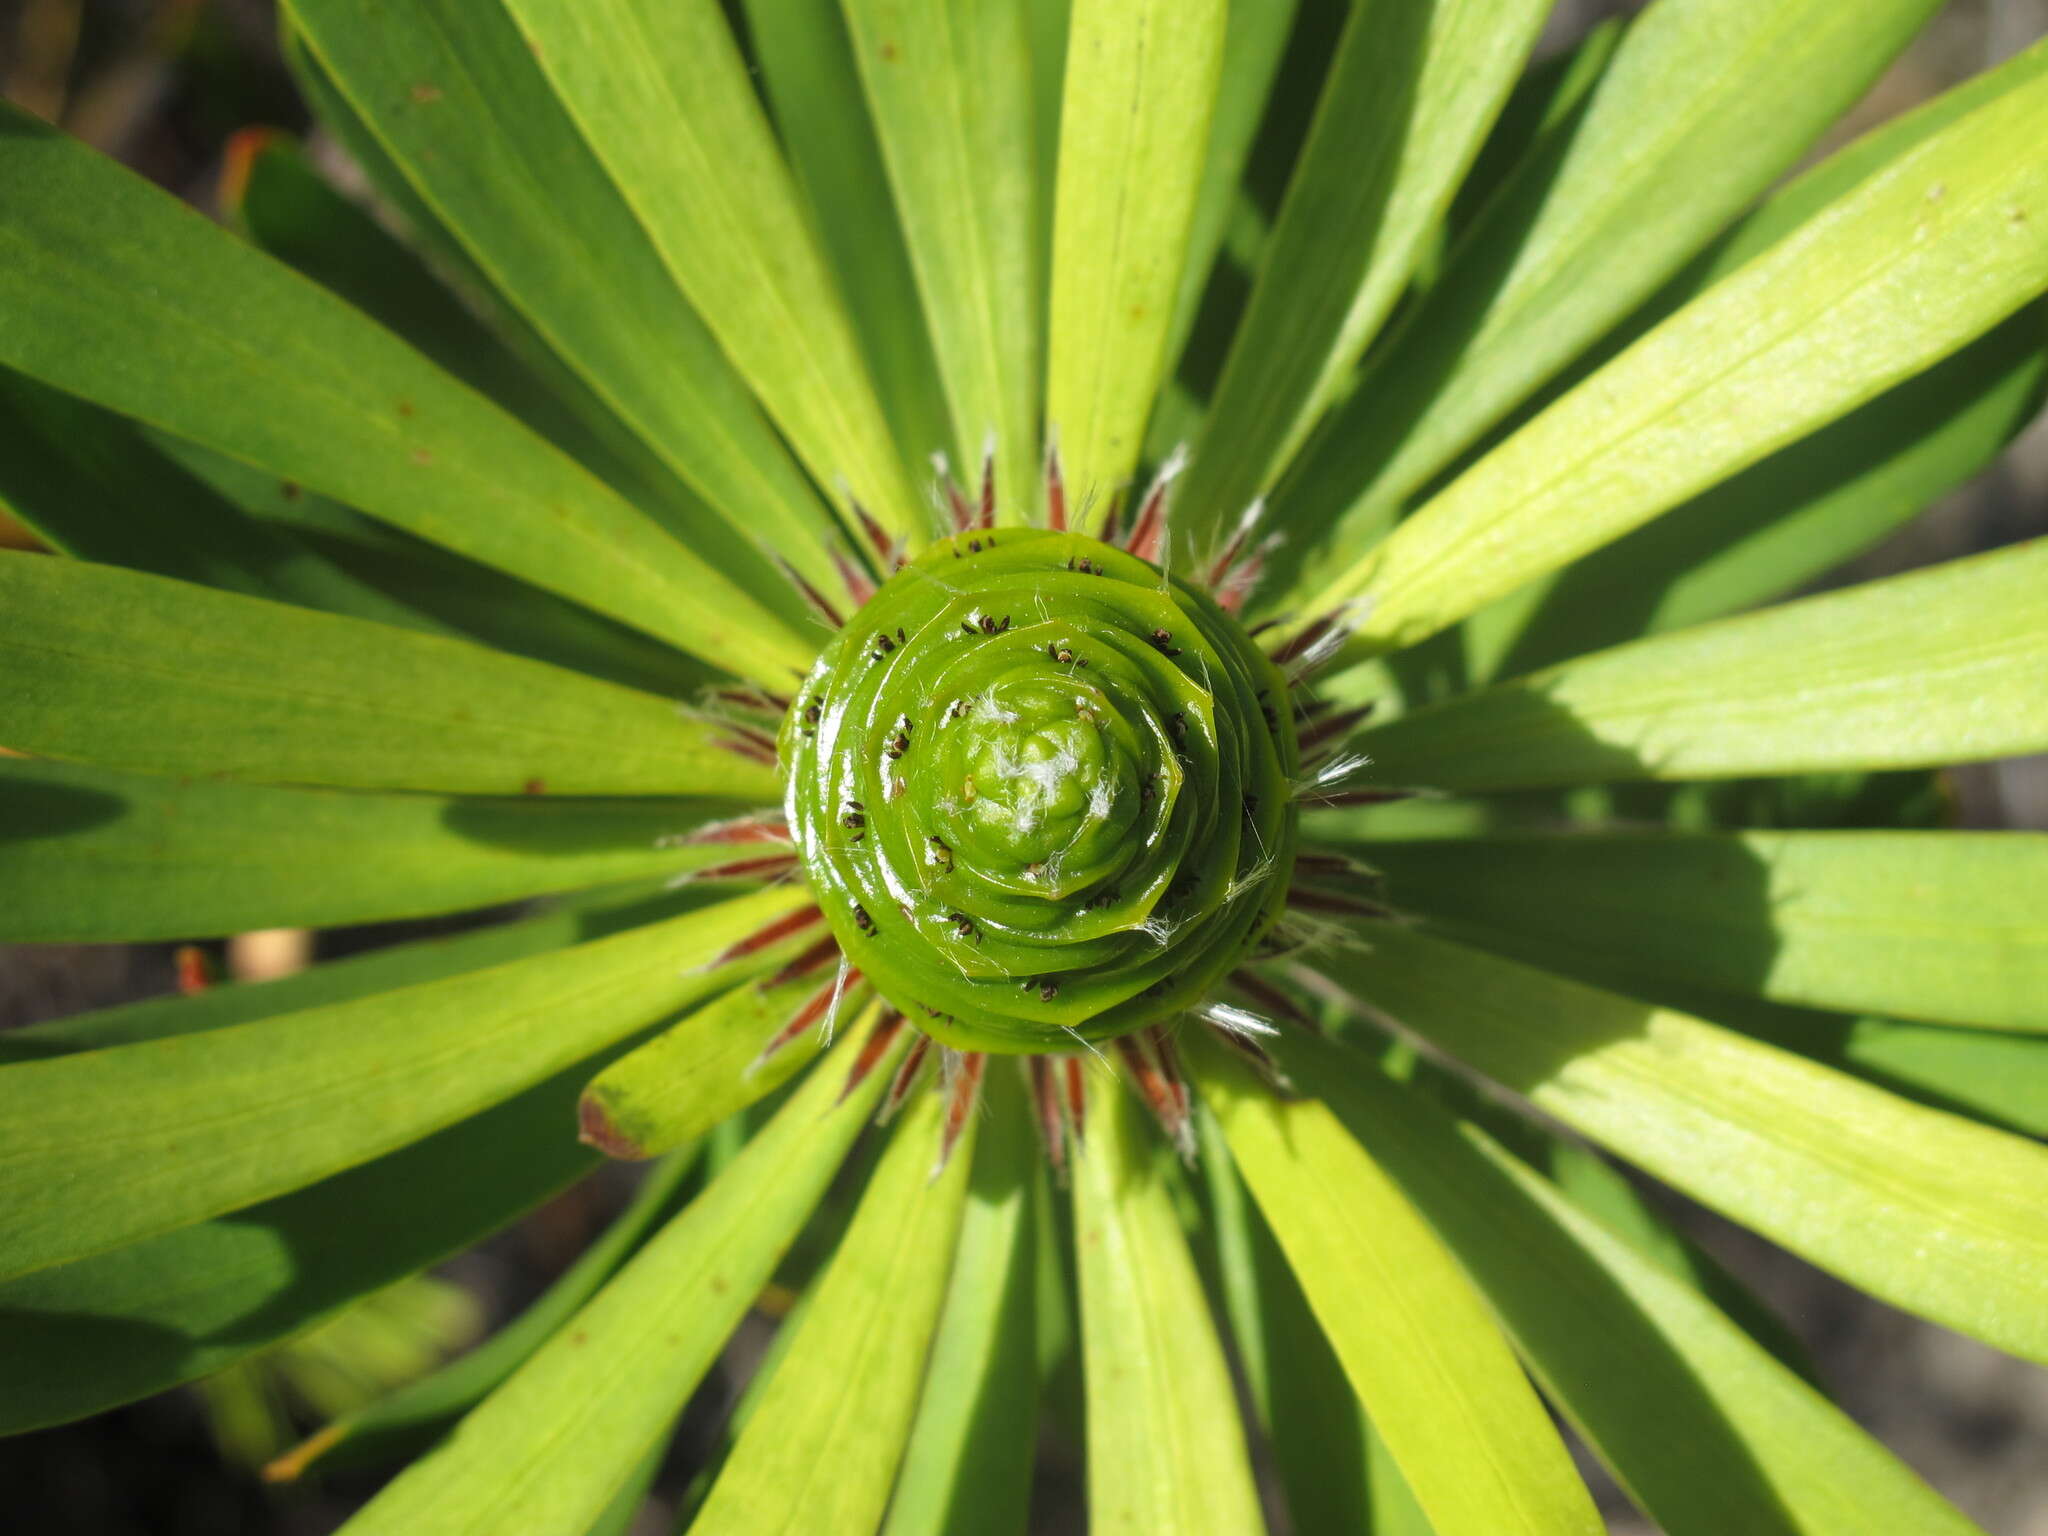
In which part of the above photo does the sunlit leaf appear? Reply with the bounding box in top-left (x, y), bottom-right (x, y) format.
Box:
top-left (1282, 1029), bottom-right (1987, 1536)
top-left (1179, 0), bottom-right (1547, 534)
top-left (842, 0), bottom-right (1040, 522)
top-left (0, 555), bottom-right (782, 798)
top-left (688, 1086), bottom-right (972, 1533)
top-left (493, 0), bottom-right (922, 536)
top-left (1302, 66), bottom-right (2048, 657)
top-left (0, 888), bottom-right (808, 1282)
top-left (1192, 1033), bottom-right (1601, 1536)
top-left (1046, 0), bottom-right (1226, 524)
top-left (1074, 1068), bottom-right (1264, 1536)
top-left (741, 0), bottom-right (953, 471)
top-left (1351, 539), bottom-right (2048, 790)
top-left (1280, 0), bottom-right (1942, 563)
top-left (1357, 831), bottom-right (2048, 1033)
top-left (1318, 926), bottom-right (2048, 1365)
top-left (884, 1069), bottom-right (1039, 1536)
top-left (0, 757), bottom-right (756, 942)
top-left (0, 101), bottom-right (811, 684)
top-left (337, 1027), bottom-right (893, 1535)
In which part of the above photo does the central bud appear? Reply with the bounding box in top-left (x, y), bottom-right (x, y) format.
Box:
top-left (781, 530), bottom-right (1298, 1052)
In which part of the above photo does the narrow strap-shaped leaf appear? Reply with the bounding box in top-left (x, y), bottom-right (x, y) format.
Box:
top-left (0, 757), bottom-right (754, 942)
top-left (688, 1087), bottom-right (973, 1534)
top-left (495, 0), bottom-right (921, 537)
top-left (0, 362), bottom-right (427, 626)
top-left (1462, 301), bottom-right (2048, 682)
top-left (1358, 831), bottom-right (2048, 1034)
top-left (0, 882), bottom-right (706, 1062)
top-left (272, 1145), bottom-right (701, 1479)
top-left (1045, 0), bottom-right (1226, 525)
top-left (0, 555), bottom-right (781, 798)
top-left (1832, 1019), bottom-right (2048, 1140)
top-left (1074, 1069), bottom-right (1265, 1536)
top-left (1301, 65), bottom-right (2048, 657)
top-left (1455, 36), bottom-right (2048, 680)
top-left (337, 1027), bottom-right (892, 1536)
top-left (1351, 539), bottom-right (2048, 792)
top-left (1179, 0), bottom-right (1548, 535)
top-left (842, 0), bottom-right (1040, 523)
top-left (577, 975), bottom-right (856, 1161)
top-left (1317, 926), bottom-right (2048, 1365)
top-left (1194, 1107), bottom-right (1428, 1536)
top-left (1285, 1029), bottom-right (1987, 1536)
top-left (0, 887), bottom-right (808, 1283)
top-left (1156, 1), bottom-right (1297, 387)
top-left (0, 102), bottom-right (811, 685)
top-left (883, 1068), bottom-right (1039, 1536)
top-left (1191, 1033), bottom-right (1602, 1536)
top-left (0, 1049), bottom-right (606, 1434)
top-left (741, 0), bottom-right (953, 472)
top-left (226, 133), bottom-right (651, 513)
top-left (1278, 0), bottom-right (1942, 565)
top-left (162, 438), bottom-right (714, 700)
top-left (281, 0), bottom-right (842, 608)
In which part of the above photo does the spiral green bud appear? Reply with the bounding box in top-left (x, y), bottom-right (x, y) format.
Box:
top-left (781, 529), bottom-right (1298, 1052)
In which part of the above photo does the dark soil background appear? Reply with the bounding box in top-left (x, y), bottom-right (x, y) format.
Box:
top-left (2, 2), bottom-right (2044, 1531)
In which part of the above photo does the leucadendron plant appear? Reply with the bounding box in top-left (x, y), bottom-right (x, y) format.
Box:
top-left (2, 0), bottom-right (2046, 1531)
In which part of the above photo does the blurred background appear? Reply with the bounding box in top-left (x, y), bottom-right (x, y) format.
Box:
top-left (2, 1), bottom-right (2045, 1531)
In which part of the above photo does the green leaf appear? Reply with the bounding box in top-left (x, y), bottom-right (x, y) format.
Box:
top-left (0, 756), bottom-right (760, 942)
top-left (1830, 1019), bottom-right (2048, 1140)
top-left (1451, 35), bottom-right (2048, 680)
top-left (1194, 1106), bottom-right (1428, 1536)
top-left (0, 363), bottom-right (426, 626)
top-left (0, 102), bottom-right (811, 685)
top-left (1155, 0), bottom-right (1297, 388)
top-left (0, 555), bottom-right (782, 798)
top-left (337, 1026), bottom-right (894, 1536)
top-left (1302, 64), bottom-right (2048, 657)
top-left (576, 974), bottom-right (860, 1161)
top-left (1282, 1029), bottom-right (1986, 1536)
top-left (1045, 0), bottom-right (1227, 525)
top-left (884, 1069), bottom-right (1039, 1536)
top-left (1317, 926), bottom-right (2048, 1365)
top-left (1356, 831), bottom-right (2048, 1033)
top-left (0, 887), bottom-right (808, 1283)
top-left (1349, 539), bottom-right (2048, 791)
top-left (0, 882), bottom-right (709, 1062)
top-left (225, 133), bottom-right (652, 512)
top-left (1073, 1068), bottom-right (1265, 1536)
top-left (1178, 0), bottom-right (1548, 535)
top-left (162, 440), bottom-right (714, 700)
top-left (0, 1059), bottom-right (602, 1436)
top-left (1461, 301), bottom-right (2048, 682)
top-left (740, 0), bottom-right (953, 473)
top-left (1280, 0), bottom-right (1942, 565)
top-left (841, 0), bottom-right (1040, 524)
top-left (273, 1144), bottom-right (701, 1479)
top-left (1191, 1032), bottom-right (1601, 1536)
top-left (687, 1085), bottom-right (973, 1534)
top-left (279, 0), bottom-right (842, 611)
top-left (492, 0), bottom-right (922, 537)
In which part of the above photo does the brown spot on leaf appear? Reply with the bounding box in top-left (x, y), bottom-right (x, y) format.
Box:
top-left (396, 400), bottom-right (415, 417)
top-left (410, 448), bottom-right (434, 466)
top-left (880, 40), bottom-right (899, 60)
top-left (523, 777), bottom-right (547, 795)
top-left (280, 480), bottom-right (301, 501)
top-left (578, 1093), bottom-right (648, 1160)
top-left (410, 83), bottom-right (443, 104)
